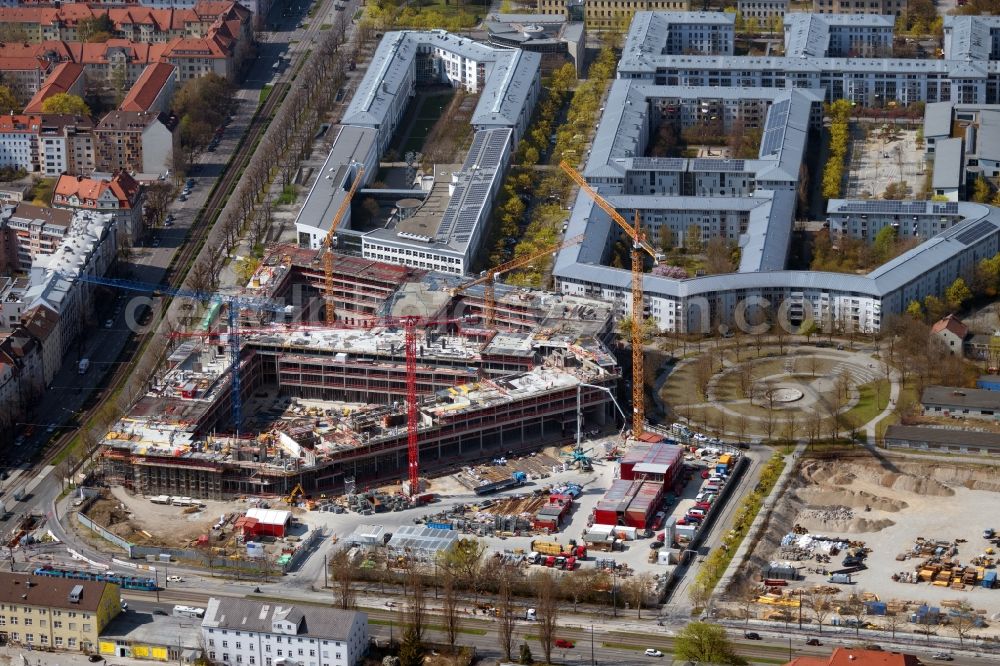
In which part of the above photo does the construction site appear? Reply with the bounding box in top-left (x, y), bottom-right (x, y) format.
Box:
top-left (734, 451), bottom-right (1000, 626)
top-left (98, 246), bottom-right (620, 501)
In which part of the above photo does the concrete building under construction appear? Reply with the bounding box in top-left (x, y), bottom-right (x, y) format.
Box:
top-left (100, 248), bottom-right (620, 499)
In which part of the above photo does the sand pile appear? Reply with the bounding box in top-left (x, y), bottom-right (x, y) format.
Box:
top-left (883, 473), bottom-right (954, 497)
top-left (797, 487), bottom-right (907, 512)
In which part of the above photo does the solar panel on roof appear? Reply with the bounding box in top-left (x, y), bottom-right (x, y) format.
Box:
top-left (954, 219), bottom-right (996, 246)
top-left (692, 158), bottom-right (746, 172)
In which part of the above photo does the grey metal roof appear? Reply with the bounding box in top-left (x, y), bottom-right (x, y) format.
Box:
top-left (932, 137), bottom-right (964, 190)
top-left (343, 31), bottom-right (538, 136)
top-left (618, 51), bottom-right (996, 76)
top-left (738, 190), bottom-right (796, 273)
top-left (924, 101), bottom-right (954, 139)
top-left (944, 15), bottom-right (993, 61)
top-left (976, 110), bottom-right (1000, 162)
top-left (471, 50), bottom-right (541, 128)
top-left (886, 424), bottom-right (1000, 448)
top-left (922, 385), bottom-right (1000, 410)
top-left (294, 126), bottom-right (375, 235)
top-left (202, 597), bottom-right (364, 641)
top-left (783, 13), bottom-right (830, 59)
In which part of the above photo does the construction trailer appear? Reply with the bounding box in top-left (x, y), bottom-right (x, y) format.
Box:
top-left (618, 441), bottom-right (685, 490)
top-left (593, 479), bottom-right (664, 528)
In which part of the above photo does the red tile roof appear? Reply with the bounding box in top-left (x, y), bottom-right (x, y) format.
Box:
top-left (23, 61), bottom-right (85, 113)
top-left (119, 62), bottom-right (174, 112)
top-left (0, 115), bottom-right (43, 133)
top-left (54, 172), bottom-right (140, 208)
top-left (931, 314), bottom-right (969, 340)
top-left (0, 55), bottom-right (50, 73)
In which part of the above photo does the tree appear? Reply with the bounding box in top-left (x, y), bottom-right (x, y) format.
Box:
top-left (905, 299), bottom-right (924, 320)
top-left (883, 610), bottom-right (904, 640)
top-left (685, 224), bottom-right (703, 253)
top-left (404, 568), bottom-right (427, 641)
top-left (844, 593), bottom-right (867, 636)
top-left (329, 547), bottom-right (356, 610)
top-left (440, 538), bottom-right (487, 602)
top-left (945, 277), bottom-right (972, 311)
top-left (361, 197), bottom-right (380, 223)
top-left (657, 224), bottom-right (674, 252)
top-left (497, 567), bottom-right (517, 661)
top-left (950, 600), bottom-right (977, 646)
top-left (535, 571), bottom-right (559, 665)
top-left (872, 225), bottom-right (897, 264)
top-left (518, 643), bottom-right (533, 665)
top-left (41, 93), bottom-right (91, 117)
top-left (806, 591), bottom-right (835, 634)
top-left (705, 237), bottom-right (735, 274)
top-left (628, 572), bottom-right (652, 618)
top-left (972, 176), bottom-right (993, 203)
top-left (78, 14), bottom-right (116, 42)
top-left (923, 294), bottom-right (947, 322)
top-left (674, 622), bottom-right (748, 665)
top-left (441, 570), bottom-right (460, 650)
top-left (397, 628), bottom-right (424, 666)
top-left (0, 85), bottom-right (19, 114)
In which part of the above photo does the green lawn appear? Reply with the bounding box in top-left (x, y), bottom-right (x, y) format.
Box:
top-left (259, 85), bottom-right (273, 104)
top-left (844, 378), bottom-right (890, 429)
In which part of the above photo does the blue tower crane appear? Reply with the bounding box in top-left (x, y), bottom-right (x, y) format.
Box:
top-left (72, 274), bottom-right (285, 435)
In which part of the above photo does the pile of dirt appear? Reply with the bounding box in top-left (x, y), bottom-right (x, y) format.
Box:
top-left (881, 472), bottom-right (954, 497)
top-left (796, 487), bottom-right (907, 512)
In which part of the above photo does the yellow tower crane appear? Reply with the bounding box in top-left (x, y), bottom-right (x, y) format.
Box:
top-left (322, 164), bottom-right (365, 324)
top-left (559, 160), bottom-right (659, 437)
top-left (452, 234), bottom-right (585, 328)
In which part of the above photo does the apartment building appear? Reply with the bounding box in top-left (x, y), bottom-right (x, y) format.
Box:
top-left (0, 571), bottom-right (122, 653)
top-left (554, 11), bottom-right (1000, 335)
top-left (0, 56), bottom-right (52, 105)
top-left (53, 172), bottom-right (144, 240)
top-left (0, 204), bottom-right (75, 271)
top-left (0, 115), bottom-right (42, 172)
top-left (812, 0), bottom-right (906, 15)
top-left (784, 13), bottom-right (895, 58)
top-left (624, 11), bottom-right (735, 56)
top-left (37, 115), bottom-right (97, 177)
top-left (201, 597), bottom-right (368, 666)
top-left (737, 0), bottom-right (788, 21)
top-left (94, 110), bottom-right (176, 175)
top-left (0, 2), bottom-right (253, 44)
top-left (23, 62), bottom-right (86, 114)
top-left (119, 63), bottom-right (177, 114)
top-left (536, 0), bottom-right (691, 29)
top-left (0, 330), bottom-right (44, 442)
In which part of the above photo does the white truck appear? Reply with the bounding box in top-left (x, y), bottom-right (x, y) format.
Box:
top-left (78, 358), bottom-right (90, 374)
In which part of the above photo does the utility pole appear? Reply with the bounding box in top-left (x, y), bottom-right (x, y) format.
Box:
top-left (323, 554), bottom-right (328, 589)
top-left (590, 624), bottom-right (595, 666)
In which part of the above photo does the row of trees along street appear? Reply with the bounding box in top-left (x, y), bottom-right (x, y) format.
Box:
top-left (327, 539), bottom-right (659, 664)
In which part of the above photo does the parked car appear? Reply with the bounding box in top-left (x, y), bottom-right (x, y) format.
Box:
top-left (806, 638), bottom-right (822, 646)
top-left (554, 640), bottom-right (575, 649)
top-left (105, 319), bottom-right (114, 328)
top-left (744, 632), bottom-right (761, 640)
top-left (166, 575), bottom-right (184, 583)
top-left (88, 655), bottom-right (104, 662)
top-left (644, 649), bottom-right (663, 657)
top-left (931, 654), bottom-right (953, 661)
